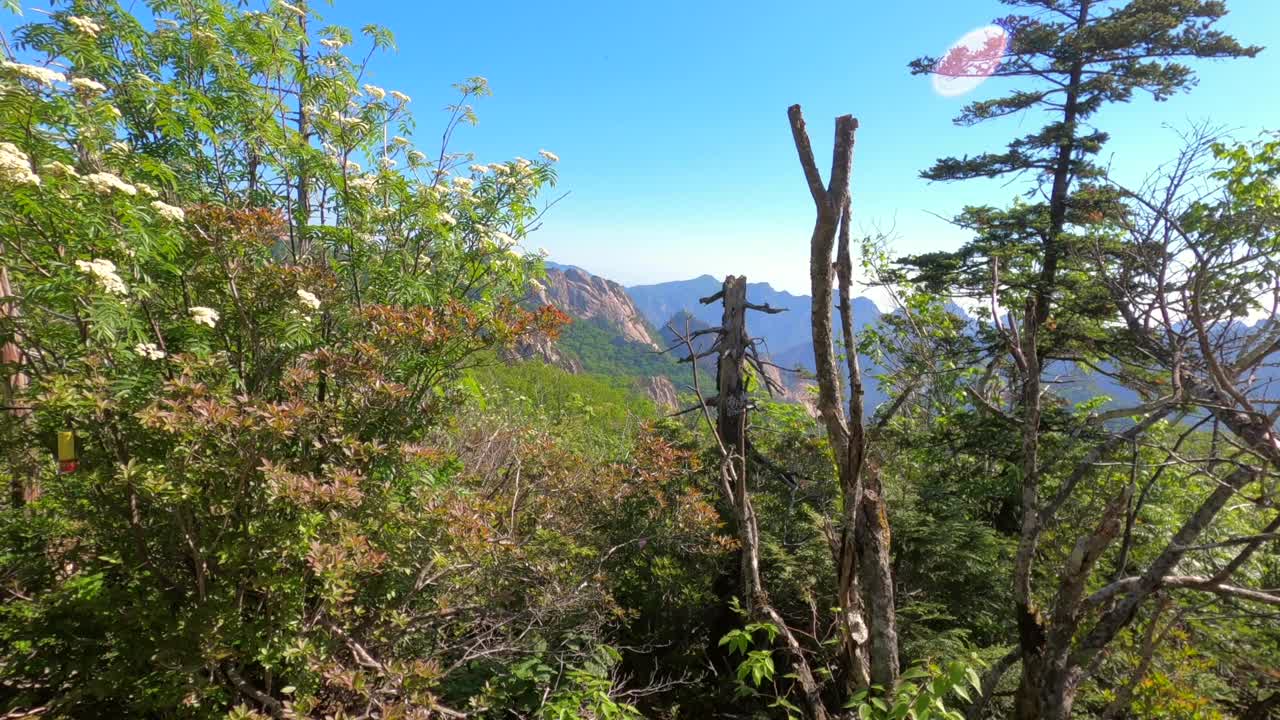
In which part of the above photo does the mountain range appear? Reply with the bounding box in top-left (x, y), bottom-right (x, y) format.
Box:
top-left (532, 262), bottom-right (1212, 419)
top-left (536, 262), bottom-right (889, 412)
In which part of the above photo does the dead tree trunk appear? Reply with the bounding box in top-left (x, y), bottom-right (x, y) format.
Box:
top-left (675, 276), bottom-right (827, 719)
top-left (788, 104), bottom-right (899, 692)
top-left (716, 275), bottom-right (749, 532)
top-left (664, 104), bottom-right (904, 716)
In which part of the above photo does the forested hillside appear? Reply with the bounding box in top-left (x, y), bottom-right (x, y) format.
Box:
top-left (1, 2), bottom-right (1277, 720)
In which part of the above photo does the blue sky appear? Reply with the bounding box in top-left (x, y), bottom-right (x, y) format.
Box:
top-left (317, 0), bottom-right (1278, 294)
top-left (13, 0), bottom-right (1275, 294)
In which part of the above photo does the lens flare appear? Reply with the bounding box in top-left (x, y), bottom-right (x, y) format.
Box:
top-left (932, 24), bottom-right (1008, 98)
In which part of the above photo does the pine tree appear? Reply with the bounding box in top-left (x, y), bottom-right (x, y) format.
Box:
top-left (909, 0), bottom-right (1258, 324)
top-left (906, 3), bottom-right (1260, 719)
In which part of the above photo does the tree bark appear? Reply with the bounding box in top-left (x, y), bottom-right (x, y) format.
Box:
top-left (1012, 4), bottom-right (1091, 714)
top-left (1, 260), bottom-right (37, 507)
top-left (697, 276), bottom-right (830, 720)
top-left (789, 104), bottom-right (899, 693)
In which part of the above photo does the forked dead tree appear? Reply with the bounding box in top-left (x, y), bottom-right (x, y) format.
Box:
top-left (788, 104), bottom-right (899, 693)
top-left (665, 105), bottom-right (909, 718)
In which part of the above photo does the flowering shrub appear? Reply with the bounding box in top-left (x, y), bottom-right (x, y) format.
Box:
top-left (0, 1), bottom-right (594, 717)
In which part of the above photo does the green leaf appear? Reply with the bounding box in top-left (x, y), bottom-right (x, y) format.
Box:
top-left (966, 668), bottom-right (982, 692)
top-left (900, 666), bottom-right (931, 681)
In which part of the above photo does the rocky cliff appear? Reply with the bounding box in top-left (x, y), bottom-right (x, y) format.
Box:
top-left (502, 332), bottom-right (583, 374)
top-left (641, 376), bottom-right (679, 410)
top-left (530, 268), bottom-right (658, 349)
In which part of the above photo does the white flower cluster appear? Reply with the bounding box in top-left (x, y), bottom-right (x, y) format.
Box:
top-left (296, 288), bottom-right (321, 311)
top-left (42, 161), bottom-right (79, 178)
top-left (151, 200), bottom-right (185, 223)
top-left (189, 306), bottom-right (219, 328)
top-left (538, 149), bottom-right (559, 163)
top-left (379, 156), bottom-right (396, 170)
top-left (0, 143), bottom-right (40, 186)
top-left (277, 1), bottom-right (306, 18)
top-left (350, 174), bottom-right (378, 191)
top-left (2, 61), bottom-right (65, 87)
top-left (469, 164), bottom-right (488, 174)
top-left (319, 38), bottom-right (344, 50)
top-left (363, 84), bottom-right (386, 101)
top-left (438, 211), bottom-right (457, 226)
top-left (84, 171), bottom-right (137, 196)
top-left (392, 136), bottom-right (410, 146)
top-left (135, 182), bottom-right (159, 198)
top-left (452, 177), bottom-right (473, 191)
top-left (134, 342), bottom-right (166, 360)
top-left (344, 159), bottom-right (362, 173)
top-left (70, 77), bottom-right (107, 94)
top-left (66, 15), bottom-right (103, 37)
top-left (390, 90), bottom-right (410, 104)
top-left (484, 158), bottom-right (540, 189)
top-left (407, 150), bottom-right (426, 164)
top-left (75, 258), bottom-right (128, 295)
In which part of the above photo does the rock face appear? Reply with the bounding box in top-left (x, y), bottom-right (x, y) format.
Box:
top-left (641, 376), bottom-right (679, 410)
top-left (531, 268), bottom-right (658, 349)
top-left (503, 332), bottom-right (582, 374)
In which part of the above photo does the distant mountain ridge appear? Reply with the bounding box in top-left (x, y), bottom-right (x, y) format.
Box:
top-left (627, 274), bottom-right (889, 410)
top-left (516, 265), bottom-right (687, 408)
top-left (628, 274), bottom-right (882, 357)
top-left (538, 262), bottom-right (1278, 422)
top-left (533, 264), bottom-right (657, 348)
top-left (537, 263), bottom-right (892, 411)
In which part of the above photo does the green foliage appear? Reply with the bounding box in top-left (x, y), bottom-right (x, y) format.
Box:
top-left (556, 317), bottom-right (692, 387)
top-left (719, 620), bottom-right (780, 658)
top-left (478, 645), bottom-right (643, 720)
top-left (844, 659), bottom-right (981, 720)
top-left (0, 1), bottom-right (593, 717)
top-left (718, 618), bottom-right (782, 708)
top-left (466, 356), bottom-right (658, 460)
top-left (910, 0), bottom-right (1259, 185)
top-left (901, 0), bottom-right (1259, 359)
